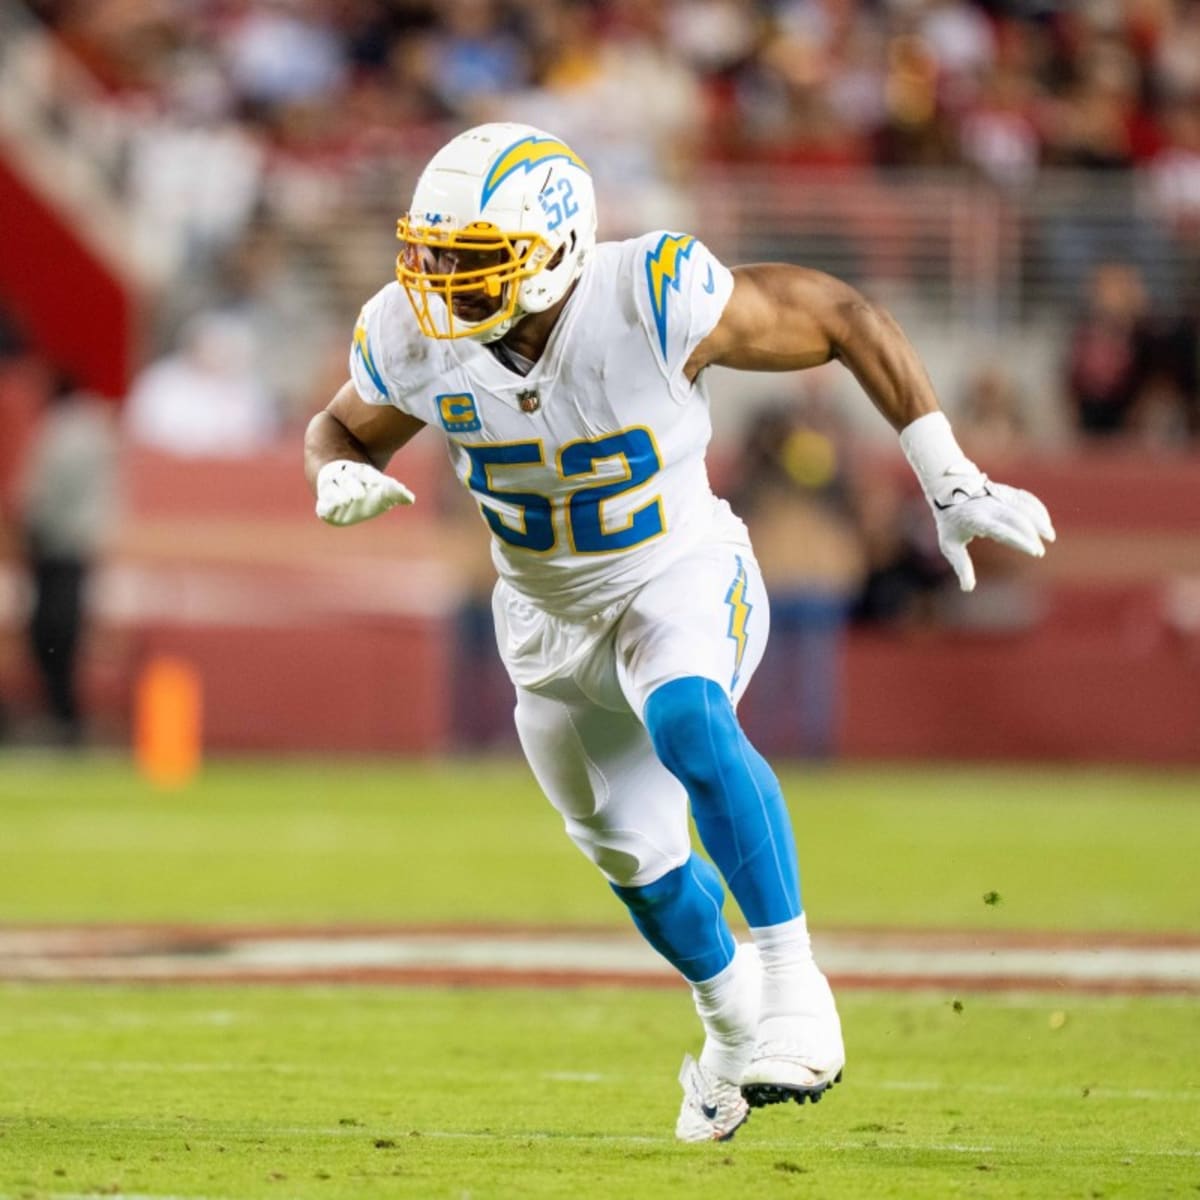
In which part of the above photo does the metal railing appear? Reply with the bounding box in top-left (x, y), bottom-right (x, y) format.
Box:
top-left (311, 161), bottom-right (1200, 337)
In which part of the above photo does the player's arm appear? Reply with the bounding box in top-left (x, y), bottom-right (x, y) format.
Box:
top-left (686, 265), bottom-right (939, 428)
top-left (304, 379), bottom-right (426, 526)
top-left (688, 264), bottom-right (1055, 591)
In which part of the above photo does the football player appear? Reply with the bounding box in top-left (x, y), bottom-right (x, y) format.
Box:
top-left (304, 123), bottom-right (1054, 1142)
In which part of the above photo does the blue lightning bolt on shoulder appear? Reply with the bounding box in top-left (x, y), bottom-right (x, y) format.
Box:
top-left (645, 233), bottom-right (697, 358)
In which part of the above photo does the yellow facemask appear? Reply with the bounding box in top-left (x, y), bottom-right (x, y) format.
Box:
top-left (395, 218), bottom-right (551, 340)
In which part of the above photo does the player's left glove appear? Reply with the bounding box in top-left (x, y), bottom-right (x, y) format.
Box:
top-left (900, 412), bottom-right (1055, 592)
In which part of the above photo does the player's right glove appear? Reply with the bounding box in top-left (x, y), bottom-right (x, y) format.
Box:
top-left (315, 459), bottom-right (414, 526)
top-left (900, 412), bottom-right (1055, 592)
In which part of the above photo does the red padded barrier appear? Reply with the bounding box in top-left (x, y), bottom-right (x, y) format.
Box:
top-left (837, 593), bottom-right (1200, 764)
top-left (3, 447), bottom-right (1197, 761)
top-left (135, 616), bottom-right (454, 754)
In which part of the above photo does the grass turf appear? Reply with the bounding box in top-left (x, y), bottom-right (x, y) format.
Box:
top-left (0, 756), bottom-right (1197, 929)
top-left (1, 756), bottom-right (1197, 1198)
top-left (1, 984), bottom-right (1197, 1200)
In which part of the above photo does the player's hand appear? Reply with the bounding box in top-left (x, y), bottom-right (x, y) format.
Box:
top-left (900, 412), bottom-right (1055, 592)
top-left (315, 459), bottom-right (414, 526)
top-left (923, 470), bottom-right (1055, 592)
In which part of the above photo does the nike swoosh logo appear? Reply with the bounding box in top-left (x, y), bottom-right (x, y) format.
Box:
top-left (932, 485), bottom-right (992, 511)
top-left (701, 1101), bottom-right (719, 1120)
top-left (702, 264), bottom-right (715, 294)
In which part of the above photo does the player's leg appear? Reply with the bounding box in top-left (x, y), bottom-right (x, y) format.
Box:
top-left (644, 676), bottom-right (844, 1108)
top-left (511, 678), bottom-right (758, 1140)
top-left (616, 543), bottom-right (845, 1107)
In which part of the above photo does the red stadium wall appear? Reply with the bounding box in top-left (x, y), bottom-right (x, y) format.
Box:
top-left (0, 148), bottom-right (138, 399)
top-left (135, 619), bottom-right (455, 755)
top-left (836, 604), bottom-right (1200, 764)
top-left (824, 449), bottom-right (1200, 764)
top-left (1, 445), bottom-right (1197, 763)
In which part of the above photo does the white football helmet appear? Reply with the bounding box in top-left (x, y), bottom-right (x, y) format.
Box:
top-left (396, 122), bottom-right (597, 342)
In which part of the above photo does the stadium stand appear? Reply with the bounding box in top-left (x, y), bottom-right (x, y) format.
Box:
top-left (1, 0), bottom-right (1198, 760)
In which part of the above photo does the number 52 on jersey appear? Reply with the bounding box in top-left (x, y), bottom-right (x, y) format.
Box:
top-left (463, 427), bottom-right (665, 555)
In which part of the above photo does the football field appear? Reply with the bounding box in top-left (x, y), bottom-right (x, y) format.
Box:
top-left (1, 756), bottom-right (1198, 1199)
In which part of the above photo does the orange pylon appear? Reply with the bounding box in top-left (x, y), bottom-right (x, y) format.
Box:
top-left (133, 655), bottom-right (203, 788)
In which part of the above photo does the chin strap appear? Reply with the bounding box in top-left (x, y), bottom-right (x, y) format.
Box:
top-left (468, 310), bottom-right (523, 343)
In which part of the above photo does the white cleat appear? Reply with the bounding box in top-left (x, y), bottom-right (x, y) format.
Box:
top-left (675, 1053), bottom-right (750, 1143)
top-left (740, 963), bottom-right (845, 1109)
top-left (740, 1046), bottom-right (843, 1108)
top-left (676, 942), bottom-right (761, 1143)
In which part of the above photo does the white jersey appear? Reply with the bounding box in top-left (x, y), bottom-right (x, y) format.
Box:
top-left (349, 231), bottom-right (745, 619)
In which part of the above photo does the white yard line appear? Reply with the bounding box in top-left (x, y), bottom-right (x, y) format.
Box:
top-left (4, 1062), bottom-right (1196, 1104)
top-left (3, 929), bottom-right (1200, 990)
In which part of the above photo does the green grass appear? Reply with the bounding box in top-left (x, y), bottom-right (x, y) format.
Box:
top-left (1, 984), bottom-right (1196, 1199)
top-left (0, 756), bottom-right (1197, 929)
top-left (1, 755), bottom-right (1198, 1198)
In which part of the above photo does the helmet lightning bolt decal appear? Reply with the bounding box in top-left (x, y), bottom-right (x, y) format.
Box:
top-left (480, 135), bottom-right (590, 209)
top-left (645, 233), bottom-right (697, 358)
top-left (725, 556), bottom-right (752, 689)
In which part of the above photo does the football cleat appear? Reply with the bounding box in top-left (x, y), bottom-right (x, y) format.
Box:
top-left (740, 963), bottom-right (845, 1109)
top-left (676, 1053), bottom-right (749, 1143)
top-left (741, 1056), bottom-right (843, 1108)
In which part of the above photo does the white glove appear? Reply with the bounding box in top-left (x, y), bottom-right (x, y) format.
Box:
top-left (314, 459), bottom-right (414, 526)
top-left (900, 412), bottom-right (1055, 592)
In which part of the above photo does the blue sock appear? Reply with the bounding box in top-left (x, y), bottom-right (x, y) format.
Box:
top-left (643, 676), bottom-right (802, 927)
top-left (611, 854), bottom-right (735, 983)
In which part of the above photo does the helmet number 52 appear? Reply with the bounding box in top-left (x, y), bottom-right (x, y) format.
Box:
top-left (538, 178), bottom-right (579, 233)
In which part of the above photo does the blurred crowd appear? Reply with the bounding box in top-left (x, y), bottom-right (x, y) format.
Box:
top-left (1066, 258), bottom-right (1198, 443)
top-left (4, 0), bottom-right (1200, 746)
top-left (20, 0), bottom-right (1200, 267)
top-left (9, 0), bottom-right (1199, 443)
top-left (25, 0), bottom-right (1200, 186)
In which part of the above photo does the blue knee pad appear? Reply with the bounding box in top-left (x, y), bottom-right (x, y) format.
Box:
top-left (643, 676), bottom-right (801, 927)
top-left (611, 853), bottom-right (735, 983)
